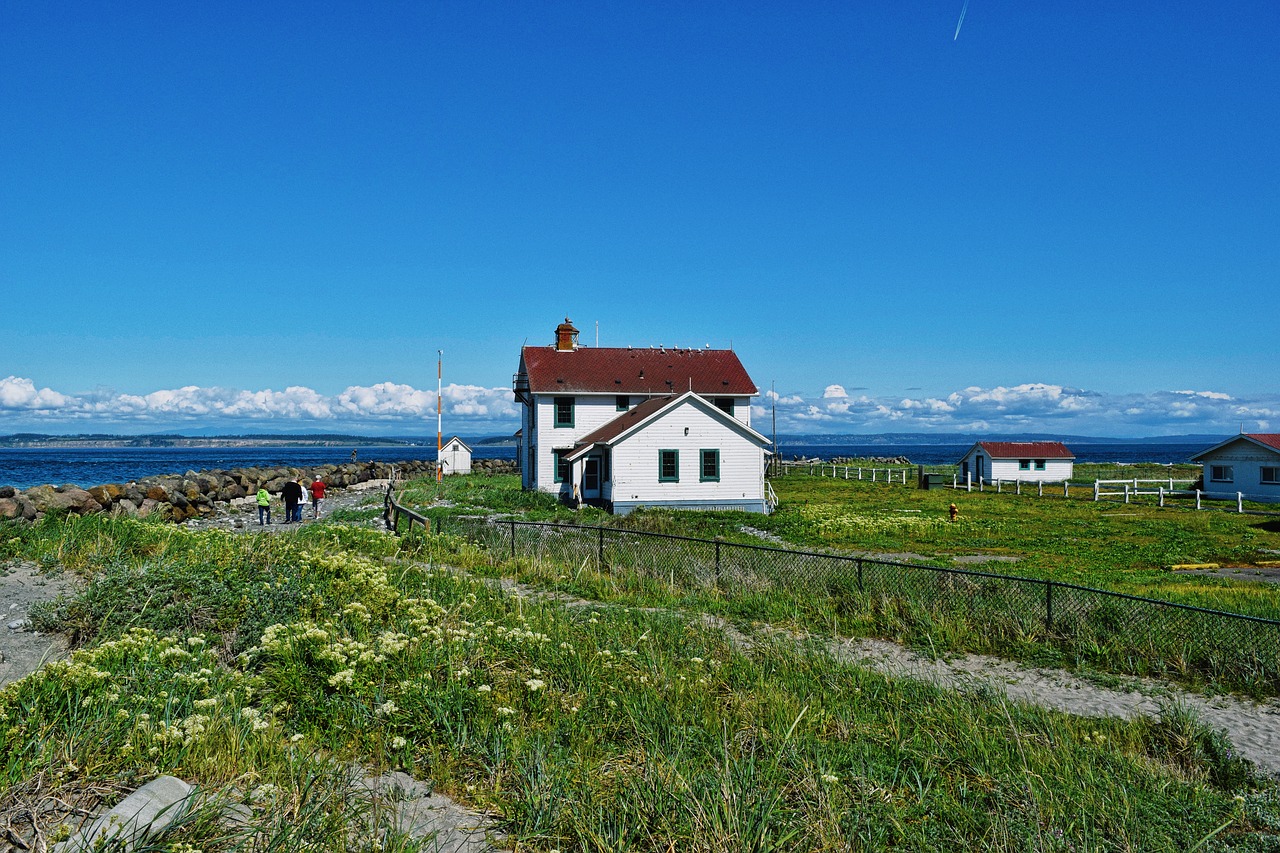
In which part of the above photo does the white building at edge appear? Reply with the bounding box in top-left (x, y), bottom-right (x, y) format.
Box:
top-left (956, 441), bottom-right (1075, 485)
top-left (439, 436), bottom-right (472, 476)
top-left (1189, 433), bottom-right (1280, 503)
top-left (512, 318), bottom-right (773, 514)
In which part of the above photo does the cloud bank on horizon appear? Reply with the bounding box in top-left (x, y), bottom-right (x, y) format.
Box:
top-left (2, 376), bottom-right (1272, 439)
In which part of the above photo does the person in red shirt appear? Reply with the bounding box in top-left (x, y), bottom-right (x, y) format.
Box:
top-left (309, 477), bottom-right (327, 519)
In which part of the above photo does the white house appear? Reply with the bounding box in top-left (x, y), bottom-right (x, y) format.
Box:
top-left (1189, 433), bottom-right (1280, 503)
top-left (957, 441), bottom-right (1075, 485)
top-left (513, 318), bottom-right (771, 514)
top-left (439, 436), bottom-right (472, 476)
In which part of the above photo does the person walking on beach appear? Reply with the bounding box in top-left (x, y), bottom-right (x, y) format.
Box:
top-left (256, 485), bottom-right (272, 525)
top-left (282, 478), bottom-right (304, 523)
top-left (309, 476), bottom-right (326, 519)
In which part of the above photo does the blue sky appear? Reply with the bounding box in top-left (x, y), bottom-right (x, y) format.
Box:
top-left (3, 2), bottom-right (1277, 438)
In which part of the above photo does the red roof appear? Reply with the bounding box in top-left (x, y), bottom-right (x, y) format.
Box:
top-left (976, 441), bottom-right (1075, 459)
top-left (1246, 434), bottom-right (1280, 452)
top-left (520, 345), bottom-right (757, 396)
top-left (569, 395), bottom-right (680, 451)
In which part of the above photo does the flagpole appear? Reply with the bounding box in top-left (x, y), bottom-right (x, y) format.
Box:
top-left (437, 350), bottom-right (443, 485)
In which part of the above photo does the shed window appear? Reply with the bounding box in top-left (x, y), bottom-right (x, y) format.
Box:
top-left (1262, 467), bottom-right (1280, 485)
top-left (554, 397), bottom-right (574, 428)
top-left (700, 449), bottom-right (720, 482)
top-left (1210, 465), bottom-right (1234, 483)
top-left (1035, 460), bottom-right (1046, 471)
top-left (616, 395), bottom-right (630, 411)
top-left (659, 449), bottom-right (679, 482)
top-left (1018, 460), bottom-right (1031, 471)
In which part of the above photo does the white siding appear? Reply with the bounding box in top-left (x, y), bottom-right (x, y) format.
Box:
top-left (441, 441), bottom-right (471, 475)
top-left (1198, 443), bottom-right (1280, 503)
top-left (608, 403), bottom-right (764, 506)
top-left (958, 448), bottom-right (1072, 484)
top-left (530, 394), bottom-right (646, 495)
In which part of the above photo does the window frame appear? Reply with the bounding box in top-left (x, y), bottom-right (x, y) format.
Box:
top-left (700, 449), bottom-right (721, 482)
top-left (1261, 466), bottom-right (1280, 485)
top-left (552, 450), bottom-right (570, 483)
top-left (616, 395), bottom-right (630, 411)
top-left (1210, 465), bottom-right (1234, 483)
top-left (1034, 459), bottom-right (1046, 471)
top-left (714, 397), bottom-right (735, 416)
top-left (1018, 459), bottom-right (1031, 471)
top-left (553, 396), bottom-right (575, 428)
top-left (658, 449), bottom-right (680, 483)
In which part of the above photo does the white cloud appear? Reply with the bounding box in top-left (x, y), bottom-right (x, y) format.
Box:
top-left (3, 375), bottom-right (1279, 439)
top-left (0, 376), bottom-right (74, 410)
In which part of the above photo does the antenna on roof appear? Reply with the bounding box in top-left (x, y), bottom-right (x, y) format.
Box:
top-left (595, 321), bottom-right (599, 348)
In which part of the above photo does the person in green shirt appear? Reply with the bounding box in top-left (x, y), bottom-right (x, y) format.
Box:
top-left (256, 486), bottom-right (272, 525)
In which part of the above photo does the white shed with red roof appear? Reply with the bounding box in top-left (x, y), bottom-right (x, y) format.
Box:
top-left (956, 441), bottom-right (1075, 485)
top-left (1189, 434), bottom-right (1280, 503)
top-left (513, 319), bottom-right (771, 514)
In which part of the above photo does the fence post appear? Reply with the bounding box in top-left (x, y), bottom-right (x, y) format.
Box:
top-left (1037, 481), bottom-right (1043, 497)
top-left (872, 469), bottom-right (877, 483)
top-left (997, 479), bottom-right (1002, 493)
top-left (1093, 480), bottom-right (1100, 501)
top-left (1159, 487), bottom-right (1165, 507)
top-left (856, 557), bottom-right (864, 593)
top-left (1125, 484), bottom-right (1130, 504)
top-left (1064, 481), bottom-right (1069, 498)
top-left (1045, 580), bottom-right (1054, 631)
top-left (953, 474), bottom-right (958, 489)
top-left (1196, 489), bottom-right (1201, 509)
top-left (1238, 492), bottom-right (1244, 513)
top-left (966, 472), bottom-right (972, 493)
top-left (858, 468), bottom-right (863, 480)
top-left (598, 526), bottom-right (605, 569)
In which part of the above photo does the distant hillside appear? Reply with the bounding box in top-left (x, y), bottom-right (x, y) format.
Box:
top-left (0, 433), bottom-right (416, 449)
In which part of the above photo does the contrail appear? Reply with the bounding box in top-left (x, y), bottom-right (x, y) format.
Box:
top-left (954, 0), bottom-right (969, 40)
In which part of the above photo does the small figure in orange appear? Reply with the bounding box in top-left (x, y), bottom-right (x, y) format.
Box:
top-left (949, 503), bottom-right (959, 522)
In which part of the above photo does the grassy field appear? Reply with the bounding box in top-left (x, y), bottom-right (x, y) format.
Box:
top-left (1, 481), bottom-right (1278, 850)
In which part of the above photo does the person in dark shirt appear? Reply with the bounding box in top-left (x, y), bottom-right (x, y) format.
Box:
top-left (282, 479), bottom-right (304, 523)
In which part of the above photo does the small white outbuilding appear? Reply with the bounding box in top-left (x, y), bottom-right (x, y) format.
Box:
top-left (1189, 433), bottom-right (1280, 503)
top-left (956, 441), bottom-right (1075, 485)
top-left (439, 436), bottom-right (472, 476)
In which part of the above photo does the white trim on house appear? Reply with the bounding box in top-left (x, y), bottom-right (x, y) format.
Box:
top-left (956, 441), bottom-right (1075, 485)
top-left (563, 391), bottom-right (772, 515)
top-left (1189, 434), bottom-right (1280, 503)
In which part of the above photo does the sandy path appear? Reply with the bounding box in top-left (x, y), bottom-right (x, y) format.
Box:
top-left (830, 636), bottom-right (1280, 777)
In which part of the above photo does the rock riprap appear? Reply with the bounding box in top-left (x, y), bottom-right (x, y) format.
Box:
top-left (0, 459), bottom-right (516, 524)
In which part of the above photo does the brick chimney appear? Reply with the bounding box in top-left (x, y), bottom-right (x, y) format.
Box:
top-left (554, 317), bottom-right (579, 352)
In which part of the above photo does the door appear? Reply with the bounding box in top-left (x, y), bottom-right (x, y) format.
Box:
top-left (976, 455), bottom-right (985, 483)
top-left (583, 458), bottom-right (601, 501)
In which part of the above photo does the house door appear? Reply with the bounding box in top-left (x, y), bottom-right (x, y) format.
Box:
top-left (976, 455), bottom-right (985, 483)
top-left (583, 458), bottom-right (601, 501)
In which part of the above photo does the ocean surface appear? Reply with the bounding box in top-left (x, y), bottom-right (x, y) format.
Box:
top-left (0, 445), bottom-right (516, 491)
top-left (0, 442), bottom-right (1208, 491)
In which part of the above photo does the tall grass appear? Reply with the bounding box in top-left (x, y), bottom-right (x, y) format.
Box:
top-left (2, 510), bottom-right (1277, 850)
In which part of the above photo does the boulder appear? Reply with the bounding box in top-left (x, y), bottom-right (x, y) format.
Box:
top-left (0, 486), bottom-right (15, 499)
top-left (146, 485), bottom-right (169, 502)
top-left (0, 498), bottom-right (20, 519)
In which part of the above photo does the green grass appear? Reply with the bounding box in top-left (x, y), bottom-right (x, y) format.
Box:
top-left (2, 497), bottom-right (1279, 850)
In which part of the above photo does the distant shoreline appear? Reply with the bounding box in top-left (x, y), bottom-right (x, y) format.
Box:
top-left (0, 438), bottom-right (423, 450)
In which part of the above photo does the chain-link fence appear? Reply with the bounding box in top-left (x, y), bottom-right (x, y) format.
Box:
top-left (418, 513), bottom-right (1280, 693)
